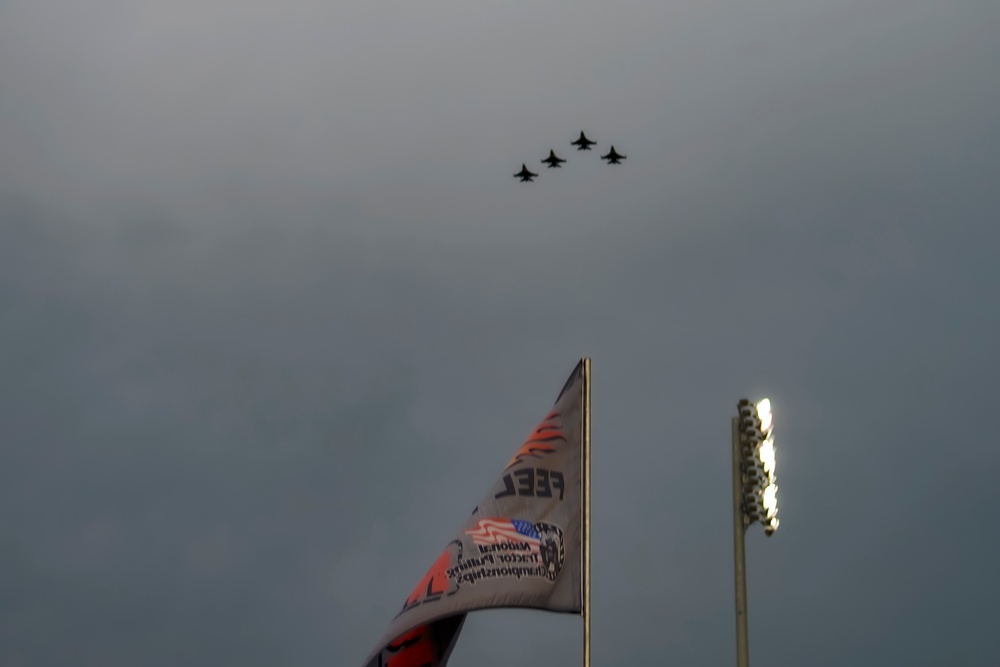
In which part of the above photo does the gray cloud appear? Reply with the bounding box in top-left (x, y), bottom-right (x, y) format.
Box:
top-left (2, 0), bottom-right (999, 665)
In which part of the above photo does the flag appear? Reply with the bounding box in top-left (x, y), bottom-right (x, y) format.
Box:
top-left (362, 360), bottom-right (587, 667)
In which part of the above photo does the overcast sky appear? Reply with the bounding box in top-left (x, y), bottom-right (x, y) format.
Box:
top-left (2, 1), bottom-right (999, 665)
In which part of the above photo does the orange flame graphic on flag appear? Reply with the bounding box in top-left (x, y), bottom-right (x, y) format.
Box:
top-left (385, 625), bottom-right (438, 667)
top-left (401, 543), bottom-right (457, 613)
top-left (505, 410), bottom-right (565, 470)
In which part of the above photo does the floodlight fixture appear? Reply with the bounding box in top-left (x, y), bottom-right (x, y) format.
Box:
top-left (737, 397), bottom-right (778, 536)
top-left (762, 483), bottom-right (778, 518)
top-left (758, 438), bottom-right (775, 475)
top-left (756, 399), bottom-right (772, 433)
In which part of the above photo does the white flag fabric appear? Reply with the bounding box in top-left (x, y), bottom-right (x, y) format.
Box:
top-left (363, 360), bottom-right (586, 667)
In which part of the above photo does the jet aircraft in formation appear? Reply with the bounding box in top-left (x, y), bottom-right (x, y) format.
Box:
top-left (514, 164), bottom-right (538, 182)
top-left (514, 131), bottom-right (626, 182)
top-left (571, 131), bottom-right (597, 150)
top-left (601, 146), bottom-right (626, 164)
top-left (541, 150), bottom-right (567, 168)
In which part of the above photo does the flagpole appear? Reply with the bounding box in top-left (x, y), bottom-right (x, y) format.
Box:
top-left (583, 358), bottom-right (591, 667)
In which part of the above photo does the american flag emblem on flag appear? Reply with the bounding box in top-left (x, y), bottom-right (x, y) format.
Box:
top-left (465, 519), bottom-right (541, 554)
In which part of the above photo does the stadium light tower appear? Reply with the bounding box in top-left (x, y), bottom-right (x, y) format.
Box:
top-left (732, 398), bottom-right (780, 667)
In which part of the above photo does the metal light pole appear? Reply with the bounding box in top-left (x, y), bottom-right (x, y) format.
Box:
top-left (732, 415), bottom-right (750, 667)
top-left (732, 398), bottom-right (780, 667)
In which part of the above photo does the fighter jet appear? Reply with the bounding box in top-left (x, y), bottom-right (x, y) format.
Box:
top-left (541, 150), bottom-right (567, 168)
top-left (601, 146), bottom-right (627, 164)
top-left (514, 164), bottom-right (538, 182)
top-left (571, 131), bottom-right (597, 150)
